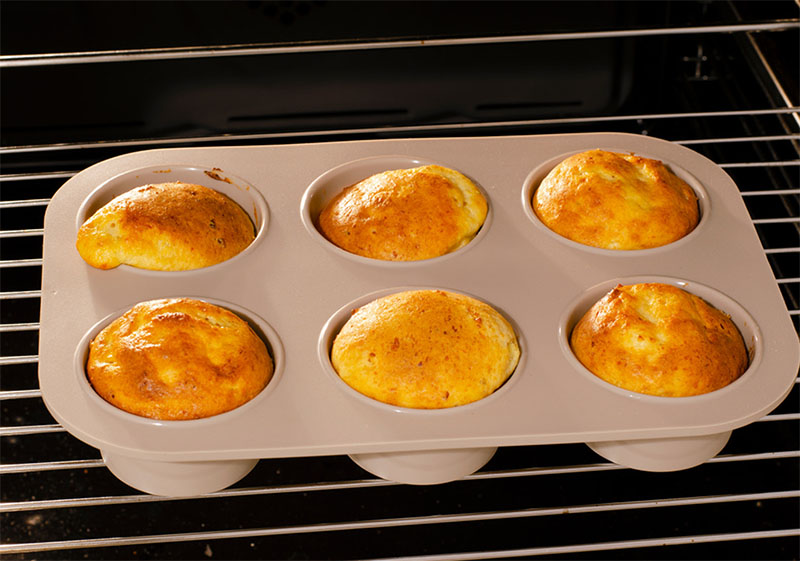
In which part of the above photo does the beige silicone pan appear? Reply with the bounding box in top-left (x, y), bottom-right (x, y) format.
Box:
top-left (38, 133), bottom-right (800, 495)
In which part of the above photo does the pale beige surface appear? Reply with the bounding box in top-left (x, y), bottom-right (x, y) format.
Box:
top-left (533, 149), bottom-right (699, 250)
top-left (77, 182), bottom-right (255, 270)
top-left (331, 289), bottom-right (520, 409)
top-left (318, 165), bottom-right (487, 261)
top-left (87, 297), bottom-right (273, 420)
top-left (570, 283), bottom-right (748, 397)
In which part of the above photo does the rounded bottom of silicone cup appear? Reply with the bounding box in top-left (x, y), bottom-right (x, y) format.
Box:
top-left (586, 430), bottom-right (731, 472)
top-left (349, 446), bottom-right (497, 485)
top-left (102, 451), bottom-right (257, 497)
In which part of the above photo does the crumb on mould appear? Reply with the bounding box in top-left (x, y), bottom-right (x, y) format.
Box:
top-left (205, 168), bottom-right (232, 183)
top-left (154, 169), bottom-right (172, 173)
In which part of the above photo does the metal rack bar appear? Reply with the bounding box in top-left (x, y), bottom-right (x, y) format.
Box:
top-left (2, 491), bottom-right (798, 555)
top-left (2, 450), bottom-right (798, 504)
top-left (0, 290), bottom-right (42, 300)
top-left (0, 389), bottom-right (41, 400)
top-left (2, 108), bottom-right (798, 154)
top-left (376, 530), bottom-right (800, 561)
top-left (0, 229), bottom-right (44, 239)
top-left (2, 22), bottom-right (796, 68)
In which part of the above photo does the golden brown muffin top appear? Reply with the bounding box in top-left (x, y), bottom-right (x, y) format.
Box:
top-left (318, 165), bottom-right (488, 261)
top-left (570, 283), bottom-right (748, 397)
top-left (331, 290), bottom-right (520, 409)
top-left (87, 298), bottom-right (273, 420)
top-left (76, 182), bottom-right (255, 271)
top-left (533, 150), bottom-right (699, 250)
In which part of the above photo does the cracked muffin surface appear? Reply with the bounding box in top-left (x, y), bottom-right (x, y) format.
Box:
top-left (87, 297), bottom-right (273, 420)
top-left (570, 283), bottom-right (748, 397)
top-left (533, 150), bottom-right (699, 250)
top-left (318, 165), bottom-right (487, 261)
top-left (77, 182), bottom-right (255, 271)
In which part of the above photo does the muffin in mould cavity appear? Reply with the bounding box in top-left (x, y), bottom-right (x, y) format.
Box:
top-left (532, 149), bottom-right (699, 250)
top-left (76, 181), bottom-right (256, 271)
top-left (86, 297), bottom-right (273, 420)
top-left (330, 289), bottom-right (520, 409)
top-left (570, 283), bottom-right (748, 397)
top-left (318, 165), bottom-right (488, 261)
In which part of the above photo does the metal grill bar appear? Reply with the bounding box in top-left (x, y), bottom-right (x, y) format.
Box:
top-left (2, 451), bottom-right (798, 513)
top-left (0, 229), bottom-right (44, 238)
top-left (0, 199), bottom-right (52, 208)
top-left (0, 424), bottom-right (62, 436)
top-left (1, 492), bottom-right (797, 555)
top-left (0, 172), bottom-right (75, 182)
top-left (741, 190), bottom-right (800, 196)
top-left (0, 389), bottom-right (41, 400)
top-left (0, 355), bottom-right (39, 366)
top-left (0, 459), bottom-right (104, 477)
top-left (2, 22), bottom-right (796, 68)
top-left (764, 247), bottom-right (800, 254)
top-left (0, 259), bottom-right (42, 268)
top-left (0, 322), bottom-right (39, 332)
top-left (377, 530), bottom-right (800, 561)
top-left (0, 290), bottom-right (42, 300)
top-left (0, 134), bottom-right (796, 179)
top-left (678, 134), bottom-right (800, 144)
top-left (2, 108), bottom-right (797, 154)
top-left (0, 443), bottom-right (783, 477)
top-left (720, 161), bottom-right (800, 168)
top-left (752, 218), bottom-right (800, 224)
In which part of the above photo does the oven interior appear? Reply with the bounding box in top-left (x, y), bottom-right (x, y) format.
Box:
top-left (1, 1), bottom-right (798, 559)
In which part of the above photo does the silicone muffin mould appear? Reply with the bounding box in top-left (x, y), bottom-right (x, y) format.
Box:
top-left (558, 275), bottom-right (762, 472)
top-left (38, 133), bottom-right (799, 496)
top-left (74, 297), bottom-right (285, 496)
top-left (317, 286), bottom-right (526, 485)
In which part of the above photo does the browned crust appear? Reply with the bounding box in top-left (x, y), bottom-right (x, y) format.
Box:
top-left (76, 182), bottom-right (255, 271)
top-left (570, 283), bottom-right (748, 397)
top-left (86, 298), bottom-right (273, 420)
top-left (318, 165), bottom-right (487, 261)
top-left (533, 150), bottom-right (699, 250)
top-left (331, 290), bottom-right (520, 409)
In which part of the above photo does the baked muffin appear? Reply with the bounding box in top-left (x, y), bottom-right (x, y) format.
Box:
top-left (86, 298), bottom-right (273, 420)
top-left (331, 289), bottom-right (520, 409)
top-left (318, 165), bottom-right (488, 261)
top-left (77, 182), bottom-right (255, 271)
top-left (532, 149), bottom-right (699, 250)
top-left (570, 283), bottom-right (748, 397)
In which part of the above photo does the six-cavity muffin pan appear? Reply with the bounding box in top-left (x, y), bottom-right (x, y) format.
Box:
top-left (39, 133), bottom-right (800, 496)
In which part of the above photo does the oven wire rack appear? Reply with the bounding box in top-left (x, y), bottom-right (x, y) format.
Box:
top-left (1, 11), bottom-right (798, 560)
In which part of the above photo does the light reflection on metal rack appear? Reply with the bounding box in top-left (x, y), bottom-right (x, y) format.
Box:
top-left (2, 490), bottom-right (799, 556)
top-left (1, 22), bottom-right (796, 68)
top-left (0, 108), bottom-right (796, 155)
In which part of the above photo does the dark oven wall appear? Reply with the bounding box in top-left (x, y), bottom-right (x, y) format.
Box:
top-left (1, 1), bottom-right (798, 560)
top-left (1, 1), bottom-right (645, 146)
